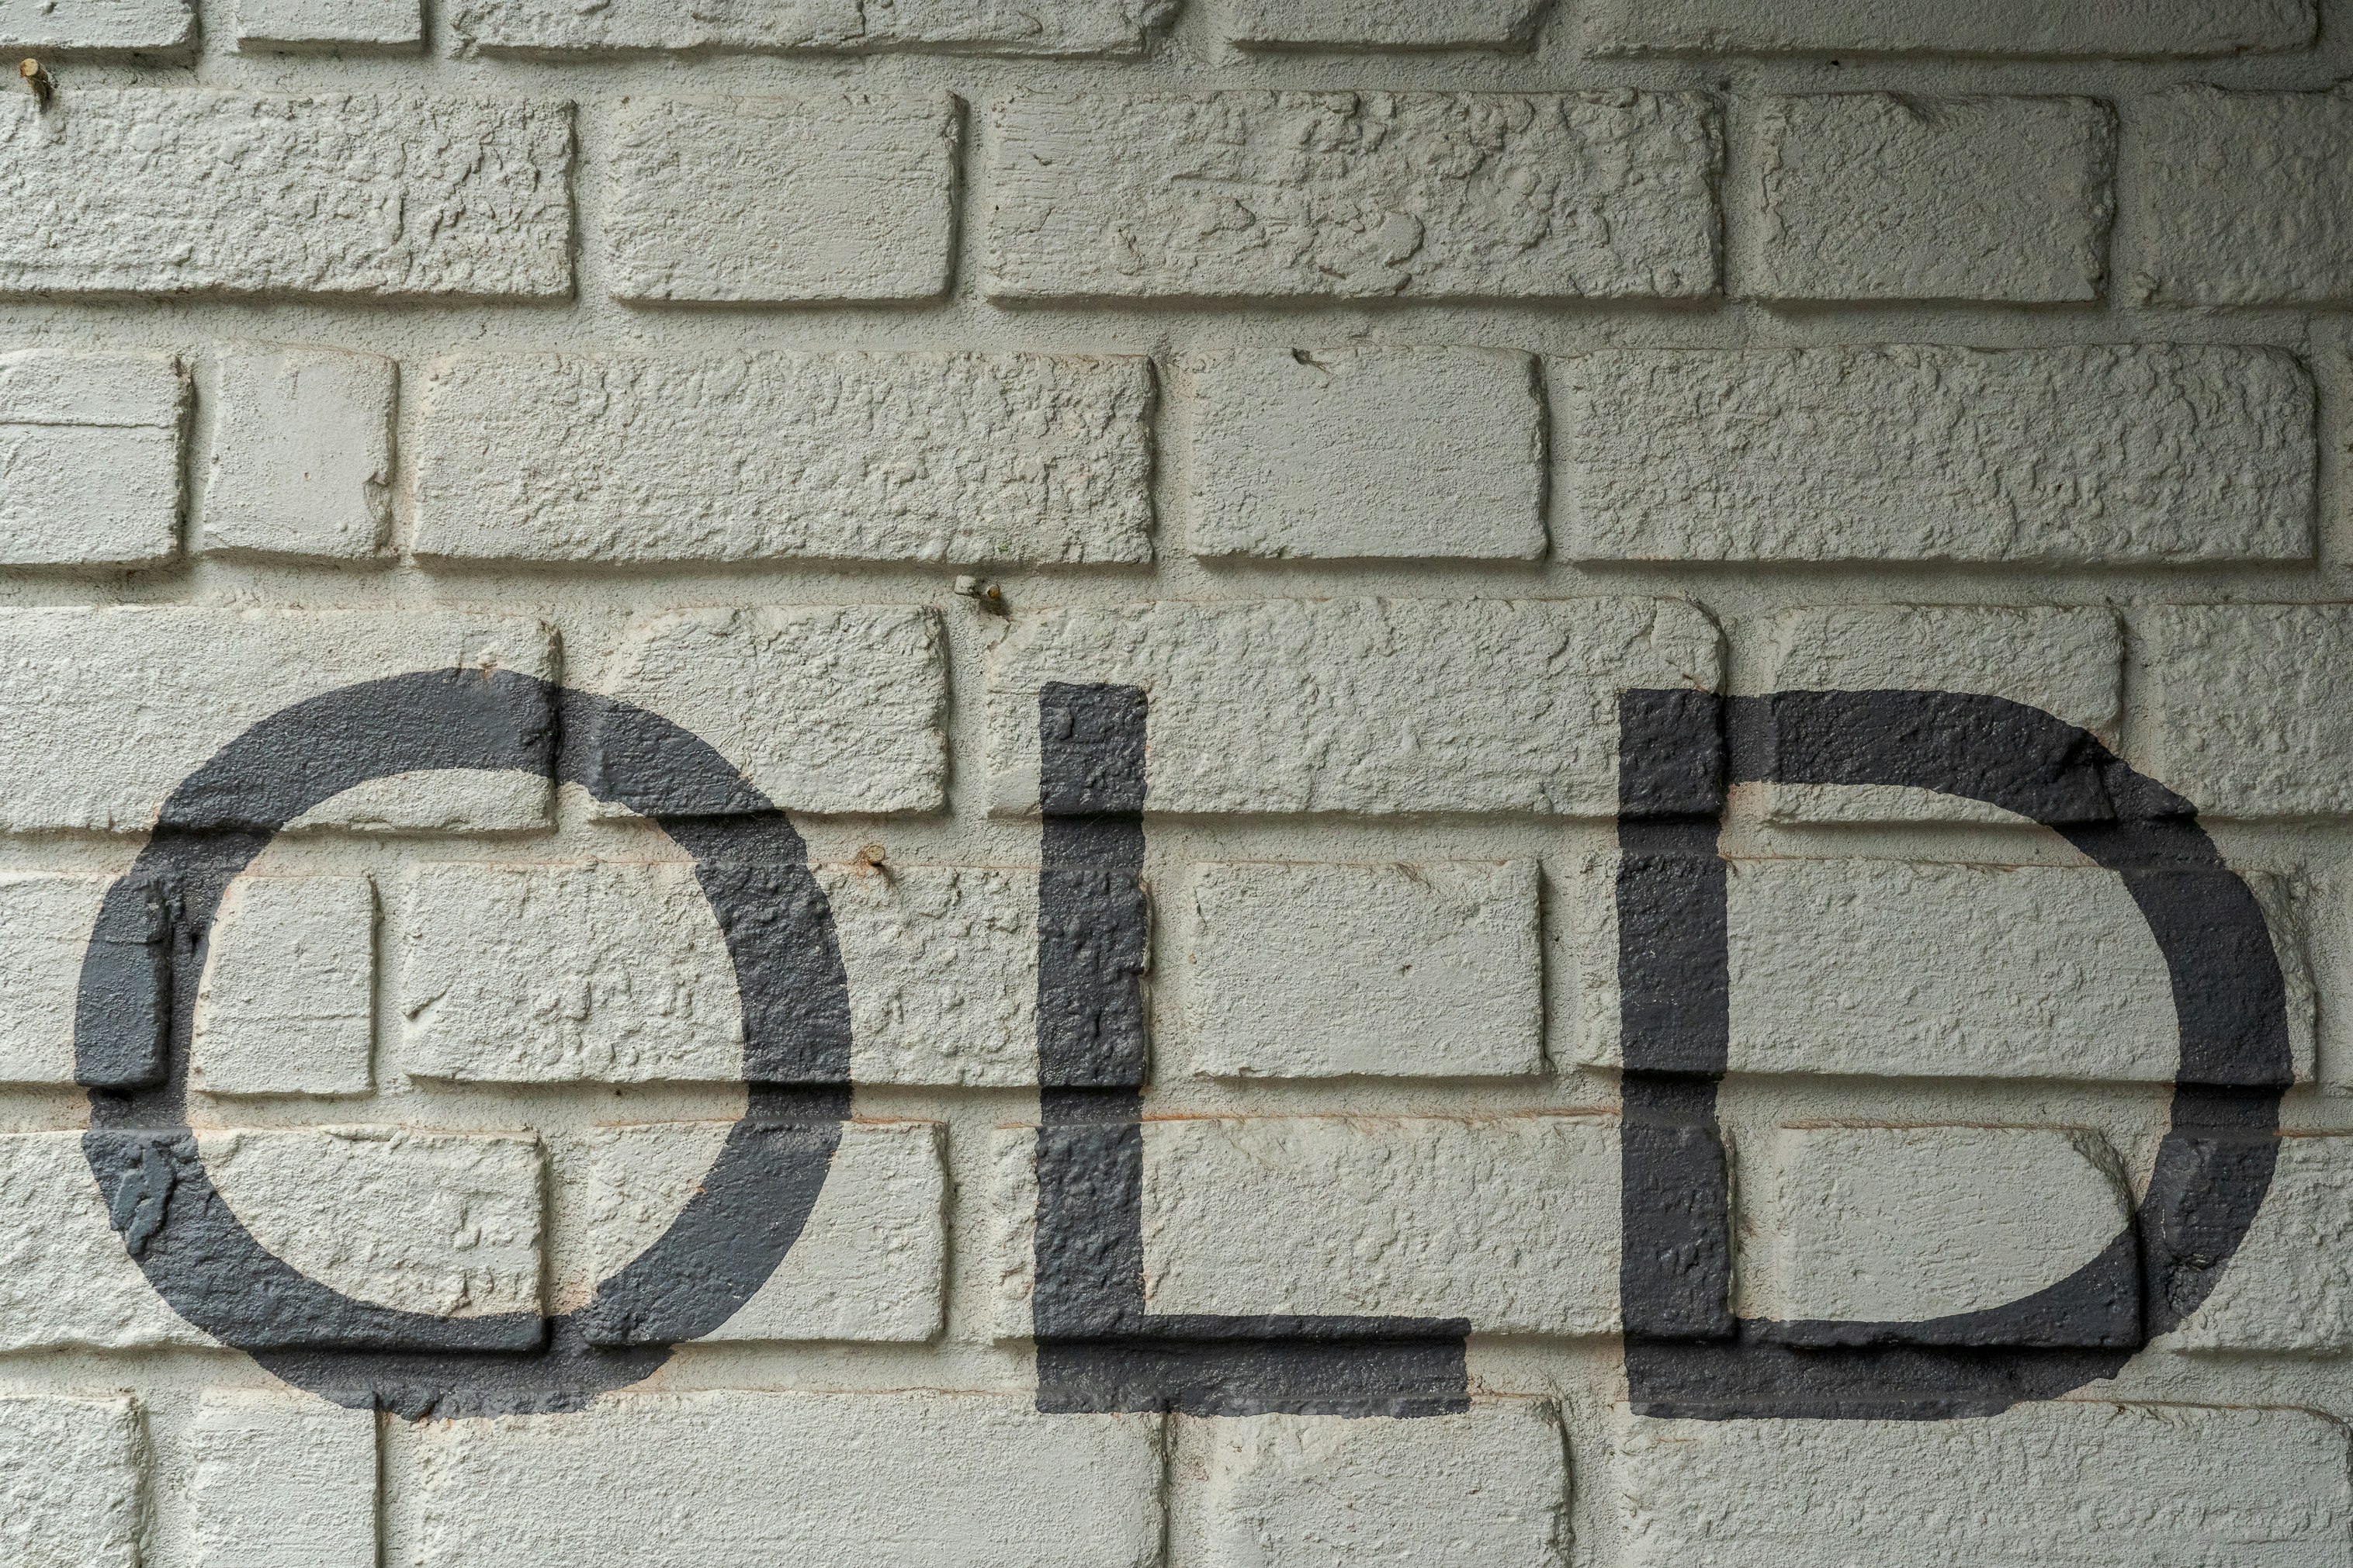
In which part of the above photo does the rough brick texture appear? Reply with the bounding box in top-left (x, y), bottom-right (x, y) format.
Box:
top-left (0, 1396), bottom-right (145, 1568)
top-left (1181, 860), bottom-right (1542, 1079)
top-left (985, 92), bottom-right (1721, 300)
top-left (404, 1393), bottom-right (1166, 1567)
top-left (192, 1394), bottom-right (376, 1568)
top-left (1616, 1403), bottom-right (2351, 1566)
top-left (1738, 94), bottom-right (2114, 302)
top-left (1582, 0), bottom-right (2314, 55)
top-left (1575, 857), bottom-right (2316, 1082)
top-left (412, 353), bottom-right (1153, 564)
top-left (608, 94), bottom-right (961, 303)
top-left (0, 0), bottom-right (192, 51)
top-left (0, 349), bottom-right (184, 566)
top-left (1180, 346), bottom-right (1544, 559)
top-left (203, 344), bottom-right (394, 559)
top-left (0, 93), bottom-right (571, 298)
top-left (0, 608), bottom-right (554, 832)
top-left (449, 0), bottom-right (1171, 56)
top-left (988, 597), bottom-right (1721, 815)
top-left (1219, 0), bottom-right (1549, 50)
top-left (1138, 1116), bottom-right (1620, 1333)
top-left (2126, 86), bottom-right (2353, 304)
top-left (1559, 345), bottom-right (2315, 563)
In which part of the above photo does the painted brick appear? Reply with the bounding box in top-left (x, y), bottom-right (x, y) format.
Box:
top-left (2137, 604), bottom-right (2353, 819)
top-left (565, 1120), bottom-right (944, 1341)
top-left (192, 874), bottom-right (376, 1099)
top-left (192, 1393), bottom-right (377, 1568)
top-left (0, 0), bottom-right (191, 50)
top-left (987, 597), bottom-right (1722, 816)
top-left (203, 344), bottom-right (394, 559)
top-left (404, 1392), bottom-right (1166, 1568)
top-left (201, 1128), bottom-right (542, 1317)
top-left (1739, 95), bottom-right (2112, 303)
top-left (0, 1133), bottom-right (209, 1348)
top-left (0, 608), bottom-right (555, 833)
top-left (400, 860), bottom-right (741, 1085)
top-left (0, 93), bottom-right (570, 299)
top-left (1140, 1116), bottom-right (1620, 1333)
top-left (0, 1395), bottom-right (144, 1568)
top-left (1558, 346), bottom-right (2314, 564)
top-left (236, 0), bottom-right (420, 48)
top-left (1574, 859), bottom-right (2316, 1082)
top-left (411, 353), bottom-right (1153, 565)
top-left (449, 0), bottom-right (1170, 56)
top-left (821, 864), bottom-right (1041, 1087)
top-left (594, 607), bottom-right (947, 815)
top-left (1581, 0), bottom-right (2313, 54)
top-left (1182, 860), bottom-right (1542, 1080)
top-left (0, 872), bottom-right (113, 1084)
top-left (2125, 87), bottom-right (2353, 306)
top-left (0, 348), bottom-right (183, 566)
top-left (1219, 0), bottom-right (1551, 49)
top-left (1181, 346), bottom-right (1544, 561)
top-left (1750, 1125), bottom-right (2131, 1329)
top-left (2162, 1133), bottom-right (2353, 1355)
top-left (984, 92), bottom-right (1721, 301)
top-left (1756, 604), bottom-right (2123, 825)
top-left (610, 93), bottom-right (959, 303)
top-left (1171, 1401), bottom-right (1569, 1568)
top-left (402, 859), bottom-right (1038, 1085)
top-left (1614, 1402), bottom-right (2351, 1566)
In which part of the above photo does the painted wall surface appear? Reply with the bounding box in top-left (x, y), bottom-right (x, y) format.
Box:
top-left (1, 0), bottom-right (2351, 1562)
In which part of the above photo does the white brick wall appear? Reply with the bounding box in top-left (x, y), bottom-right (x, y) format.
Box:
top-left (4, 7), bottom-right (2353, 1563)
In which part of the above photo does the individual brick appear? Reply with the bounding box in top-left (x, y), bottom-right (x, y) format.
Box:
top-left (402, 1392), bottom-right (1165, 1568)
top-left (0, 93), bottom-right (570, 299)
top-left (399, 860), bottom-right (741, 1085)
top-left (1751, 1125), bottom-right (2131, 1330)
top-left (235, 0), bottom-right (421, 49)
top-left (2125, 87), bottom-right (2353, 306)
top-left (1139, 1116), bottom-right (1620, 1333)
top-left (203, 344), bottom-right (394, 559)
top-left (1581, 0), bottom-right (2313, 54)
top-left (1756, 604), bottom-right (2123, 824)
top-left (0, 1133), bottom-right (210, 1349)
top-left (191, 874), bottom-right (376, 1099)
top-left (0, 872), bottom-right (113, 1084)
top-left (201, 1128), bottom-right (542, 1318)
top-left (0, 349), bottom-right (184, 566)
top-left (1738, 95), bottom-right (2112, 303)
top-left (0, 1395), bottom-right (145, 1568)
top-left (593, 607), bottom-right (947, 815)
top-left (2161, 1133), bottom-right (2353, 1354)
top-left (0, 0), bottom-right (191, 50)
top-left (1219, 0), bottom-right (1550, 49)
top-left (2136, 605), bottom-right (2353, 819)
top-left (1170, 1401), bottom-right (1568, 1568)
top-left (984, 92), bottom-right (1720, 301)
top-left (411, 353), bottom-right (1153, 565)
top-left (1181, 346), bottom-right (1544, 560)
top-left (821, 865), bottom-right (1040, 1086)
top-left (609, 94), bottom-right (960, 304)
top-left (1558, 346), bottom-right (2313, 564)
top-left (1573, 859), bottom-right (2316, 1082)
top-left (1614, 1402), bottom-right (2351, 1566)
top-left (987, 597), bottom-right (1721, 816)
top-left (1182, 860), bottom-right (1542, 1079)
top-left (192, 1393), bottom-right (377, 1568)
top-left (565, 1120), bottom-right (944, 1341)
top-left (404, 860), bottom-right (1047, 1086)
top-left (0, 608), bottom-right (555, 832)
top-left (449, 0), bottom-right (1170, 56)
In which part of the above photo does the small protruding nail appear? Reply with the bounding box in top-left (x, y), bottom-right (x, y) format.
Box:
top-left (19, 59), bottom-right (52, 109)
